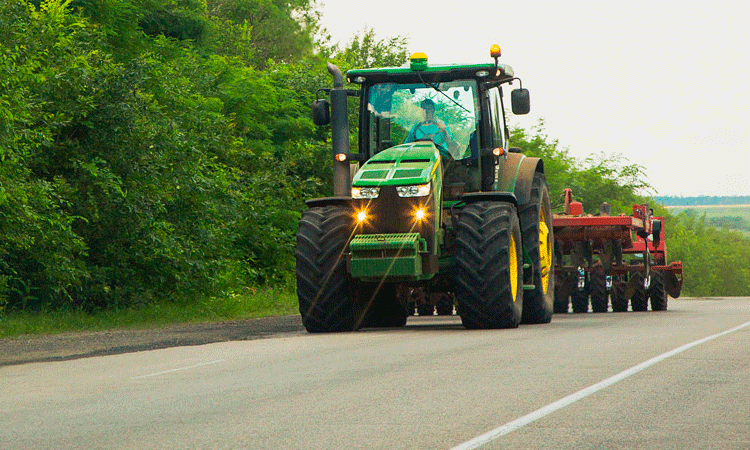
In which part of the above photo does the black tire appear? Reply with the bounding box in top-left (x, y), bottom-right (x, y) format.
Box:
top-left (649, 272), bottom-right (669, 311)
top-left (571, 274), bottom-right (589, 313)
top-left (610, 276), bottom-right (628, 312)
top-left (417, 303), bottom-right (434, 316)
top-left (553, 273), bottom-right (570, 313)
top-left (359, 282), bottom-right (408, 328)
top-left (455, 201), bottom-right (523, 329)
top-left (519, 173), bottom-right (554, 324)
top-left (295, 206), bottom-right (357, 332)
top-left (589, 272), bottom-right (609, 313)
top-left (435, 294), bottom-right (454, 316)
top-left (630, 272), bottom-right (648, 311)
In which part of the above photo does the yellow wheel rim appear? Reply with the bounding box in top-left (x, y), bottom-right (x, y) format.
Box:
top-left (539, 207), bottom-right (551, 294)
top-left (510, 233), bottom-right (518, 302)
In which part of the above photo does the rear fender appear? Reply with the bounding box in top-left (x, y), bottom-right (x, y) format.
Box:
top-left (497, 153), bottom-right (544, 206)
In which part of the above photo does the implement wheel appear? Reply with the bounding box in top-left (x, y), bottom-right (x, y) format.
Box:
top-left (358, 282), bottom-right (408, 328)
top-left (455, 201), bottom-right (523, 329)
top-left (630, 272), bottom-right (648, 311)
top-left (571, 274), bottom-right (589, 313)
top-left (553, 273), bottom-right (572, 313)
top-left (610, 275), bottom-right (628, 312)
top-left (435, 294), bottom-right (454, 316)
top-left (589, 272), bottom-right (609, 313)
top-left (519, 173), bottom-right (554, 324)
top-left (649, 272), bottom-right (669, 311)
top-left (295, 206), bottom-right (357, 332)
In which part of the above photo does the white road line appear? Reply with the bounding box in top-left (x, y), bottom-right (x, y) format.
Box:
top-left (451, 319), bottom-right (750, 450)
top-left (131, 359), bottom-right (226, 379)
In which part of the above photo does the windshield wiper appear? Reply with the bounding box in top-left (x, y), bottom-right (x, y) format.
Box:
top-left (416, 71), bottom-right (471, 114)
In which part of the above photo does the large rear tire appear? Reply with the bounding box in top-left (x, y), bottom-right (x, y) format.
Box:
top-left (295, 206), bottom-right (357, 332)
top-left (455, 201), bottom-right (523, 329)
top-left (519, 173), bottom-right (554, 324)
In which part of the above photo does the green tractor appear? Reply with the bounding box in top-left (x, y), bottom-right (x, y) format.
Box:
top-left (296, 46), bottom-right (554, 331)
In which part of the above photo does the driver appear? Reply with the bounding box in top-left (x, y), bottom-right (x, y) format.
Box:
top-left (404, 98), bottom-right (454, 159)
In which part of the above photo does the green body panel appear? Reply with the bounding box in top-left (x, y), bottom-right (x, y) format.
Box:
top-left (351, 143), bottom-right (441, 187)
top-left (347, 63), bottom-right (514, 81)
top-left (349, 144), bottom-right (443, 282)
top-left (350, 233), bottom-right (428, 280)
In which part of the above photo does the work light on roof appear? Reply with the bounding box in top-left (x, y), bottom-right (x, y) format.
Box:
top-left (410, 52), bottom-right (428, 71)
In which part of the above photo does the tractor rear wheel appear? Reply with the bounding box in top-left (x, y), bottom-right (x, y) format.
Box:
top-left (519, 173), bottom-right (554, 324)
top-left (295, 205), bottom-right (357, 332)
top-left (649, 272), bottom-right (669, 311)
top-left (589, 272), bottom-right (609, 313)
top-left (455, 201), bottom-right (523, 329)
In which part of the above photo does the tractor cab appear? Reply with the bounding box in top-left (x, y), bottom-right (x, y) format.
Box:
top-left (345, 49), bottom-right (529, 198)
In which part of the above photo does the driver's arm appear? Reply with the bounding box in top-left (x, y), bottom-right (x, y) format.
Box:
top-left (436, 120), bottom-right (452, 143)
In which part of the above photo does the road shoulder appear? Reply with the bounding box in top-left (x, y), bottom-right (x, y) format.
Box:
top-left (0, 315), bottom-right (305, 366)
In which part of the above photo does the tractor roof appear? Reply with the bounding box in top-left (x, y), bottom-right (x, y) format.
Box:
top-left (346, 51), bottom-right (516, 86)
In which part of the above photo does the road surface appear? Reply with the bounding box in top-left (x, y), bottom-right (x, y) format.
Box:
top-left (2, 297), bottom-right (749, 449)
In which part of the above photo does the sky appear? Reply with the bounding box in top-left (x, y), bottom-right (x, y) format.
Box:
top-left (318, 1), bottom-right (750, 197)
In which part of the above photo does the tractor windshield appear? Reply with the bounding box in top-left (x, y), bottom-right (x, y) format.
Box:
top-left (366, 80), bottom-right (480, 160)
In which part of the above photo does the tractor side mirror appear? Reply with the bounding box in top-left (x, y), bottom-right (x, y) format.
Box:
top-left (312, 99), bottom-right (331, 125)
top-left (511, 88), bottom-right (530, 115)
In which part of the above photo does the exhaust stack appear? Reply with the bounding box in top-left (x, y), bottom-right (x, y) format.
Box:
top-left (327, 63), bottom-right (351, 196)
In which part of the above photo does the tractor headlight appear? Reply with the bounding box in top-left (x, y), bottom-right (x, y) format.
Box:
top-left (396, 183), bottom-right (430, 198)
top-left (352, 186), bottom-right (380, 199)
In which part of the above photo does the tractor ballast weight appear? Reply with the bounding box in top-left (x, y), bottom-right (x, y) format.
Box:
top-left (296, 47), bottom-right (554, 332)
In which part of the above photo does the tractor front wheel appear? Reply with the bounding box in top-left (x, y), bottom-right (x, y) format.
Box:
top-left (455, 201), bottom-right (523, 329)
top-left (295, 205), bottom-right (357, 332)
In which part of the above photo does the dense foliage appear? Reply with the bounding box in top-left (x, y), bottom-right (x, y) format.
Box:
top-left (1, 0), bottom-right (747, 315)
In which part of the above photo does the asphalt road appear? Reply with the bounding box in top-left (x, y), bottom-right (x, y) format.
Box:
top-left (2, 298), bottom-right (749, 449)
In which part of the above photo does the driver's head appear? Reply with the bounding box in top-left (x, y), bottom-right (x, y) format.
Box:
top-left (420, 98), bottom-right (436, 120)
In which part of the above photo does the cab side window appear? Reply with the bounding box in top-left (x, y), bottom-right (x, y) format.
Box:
top-left (487, 87), bottom-right (506, 150)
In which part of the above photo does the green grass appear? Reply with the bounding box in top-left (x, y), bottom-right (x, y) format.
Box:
top-left (666, 204), bottom-right (750, 235)
top-left (666, 204), bottom-right (750, 219)
top-left (0, 286), bottom-right (298, 339)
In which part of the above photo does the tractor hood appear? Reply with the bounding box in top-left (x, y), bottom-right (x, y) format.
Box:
top-left (352, 142), bottom-right (441, 187)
